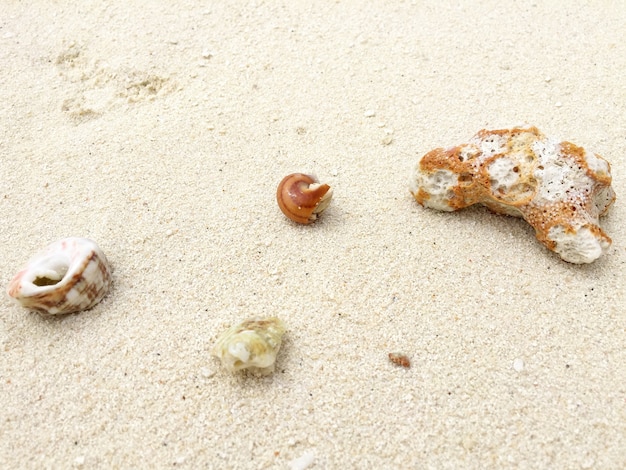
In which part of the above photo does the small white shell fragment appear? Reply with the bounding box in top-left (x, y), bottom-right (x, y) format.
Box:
top-left (381, 135), bottom-right (393, 146)
top-left (288, 451), bottom-right (316, 470)
top-left (7, 237), bottom-right (112, 315)
top-left (513, 358), bottom-right (525, 372)
top-left (212, 317), bottom-right (286, 375)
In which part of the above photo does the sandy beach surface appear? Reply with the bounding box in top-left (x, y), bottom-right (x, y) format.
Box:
top-left (1, 1), bottom-right (624, 468)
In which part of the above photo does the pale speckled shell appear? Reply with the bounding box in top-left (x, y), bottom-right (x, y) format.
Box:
top-left (7, 237), bottom-right (112, 315)
top-left (212, 317), bottom-right (286, 375)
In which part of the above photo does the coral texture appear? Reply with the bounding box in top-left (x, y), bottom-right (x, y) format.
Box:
top-left (409, 126), bottom-right (615, 263)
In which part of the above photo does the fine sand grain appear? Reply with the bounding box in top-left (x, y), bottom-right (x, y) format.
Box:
top-left (1, 2), bottom-right (624, 468)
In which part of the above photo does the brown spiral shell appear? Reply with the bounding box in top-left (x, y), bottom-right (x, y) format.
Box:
top-left (276, 173), bottom-right (333, 224)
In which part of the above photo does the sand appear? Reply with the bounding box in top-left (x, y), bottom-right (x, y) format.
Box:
top-left (1, 1), bottom-right (624, 468)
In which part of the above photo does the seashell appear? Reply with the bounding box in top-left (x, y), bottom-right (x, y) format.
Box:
top-left (212, 317), bottom-right (286, 375)
top-left (388, 353), bottom-right (411, 368)
top-left (276, 173), bottom-right (333, 224)
top-left (409, 126), bottom-right (616, 263)
top-left (7, 237), bottom-right (112, 315)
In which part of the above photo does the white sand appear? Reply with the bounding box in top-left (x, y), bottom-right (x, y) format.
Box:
top-left (1, 1), bottom-right (625, 468)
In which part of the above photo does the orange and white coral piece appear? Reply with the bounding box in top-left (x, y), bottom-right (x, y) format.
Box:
top-left (409, 126), bottom-right (616, 263)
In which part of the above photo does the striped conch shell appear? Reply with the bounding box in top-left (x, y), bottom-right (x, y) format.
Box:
top-left (7, 237), bottom-right (112, 315)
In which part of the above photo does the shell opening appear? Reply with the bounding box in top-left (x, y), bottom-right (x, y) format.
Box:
top-left (33, 274), bottom-right (65, 286)
top-left (312, 187), bottom-right (333, 215)
top-left (29, 256), bottom-right (70, 287)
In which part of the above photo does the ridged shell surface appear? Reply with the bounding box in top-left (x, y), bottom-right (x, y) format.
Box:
top-left (7, 237), bottom-right (112, 315)
top-left (212, 317), bottom-right (286, 375)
